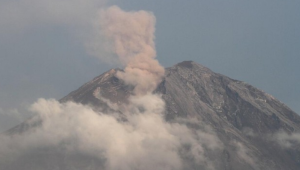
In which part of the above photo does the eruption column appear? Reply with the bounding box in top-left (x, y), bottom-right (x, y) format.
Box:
top-left (100, 6), bottom-right (165, 95)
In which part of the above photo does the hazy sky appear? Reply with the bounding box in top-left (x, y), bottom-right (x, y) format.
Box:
top-left (0, 0), bottom-right (299, 132)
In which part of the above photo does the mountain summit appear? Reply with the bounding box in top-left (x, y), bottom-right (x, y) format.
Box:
top-left (62, 61), bottom-right (300, 132)
top-left (3, 61), bottom-right (300, 170)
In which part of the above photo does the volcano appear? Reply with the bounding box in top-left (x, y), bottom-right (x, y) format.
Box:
top-left (3, 61), bottom-right (300, 170)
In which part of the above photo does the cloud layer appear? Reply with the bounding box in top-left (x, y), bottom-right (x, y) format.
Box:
top-left (0, 97), bottom-right (223, 170)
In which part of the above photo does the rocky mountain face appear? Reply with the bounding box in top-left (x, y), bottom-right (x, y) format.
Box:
top-left (3, 61), bottom-right (300, 170)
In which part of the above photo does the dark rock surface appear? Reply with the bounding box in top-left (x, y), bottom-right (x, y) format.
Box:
top-left (3, 61), bottom-right (300, 170)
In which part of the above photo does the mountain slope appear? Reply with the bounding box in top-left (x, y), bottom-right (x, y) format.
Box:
top-left (61, 61), bottom-right (300, 169)
top-left (3, 61), bottom-right (300, 170)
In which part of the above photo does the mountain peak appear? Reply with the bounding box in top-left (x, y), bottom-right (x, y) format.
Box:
top-left (172, 60), bottom-right (213, 73)
top-left (176, 61), bottom-right (195, 68)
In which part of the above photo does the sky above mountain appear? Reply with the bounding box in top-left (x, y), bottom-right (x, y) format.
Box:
top-left (0, 0), bottom-right (299, 132)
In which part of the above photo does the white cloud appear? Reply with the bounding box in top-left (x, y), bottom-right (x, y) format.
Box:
top-left (234, 142), bottom-right (257, 168)
top-left (0, 97), bottom-right (223, 170)
top-left (272, 130), bottom-right (300, 148)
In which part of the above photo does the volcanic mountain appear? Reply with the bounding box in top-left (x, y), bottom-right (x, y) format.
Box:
top-left (3, 61), bottom-right (300, 170)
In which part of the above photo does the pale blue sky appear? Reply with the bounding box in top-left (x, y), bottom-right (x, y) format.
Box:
top-left (0, 0), bottom-right (299, 131)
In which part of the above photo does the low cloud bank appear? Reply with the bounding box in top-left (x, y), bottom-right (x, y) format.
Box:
top-left (0, 97), bottom-right (222, 170)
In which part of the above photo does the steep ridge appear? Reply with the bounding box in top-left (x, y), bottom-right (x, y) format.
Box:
top-left (162, 61), bottom-right (300, 132)
top-left (159, 61), bottom-right (300, 169)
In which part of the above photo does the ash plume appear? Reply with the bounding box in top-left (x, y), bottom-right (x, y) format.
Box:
top-left (98, 6), bottom-right (165, 95)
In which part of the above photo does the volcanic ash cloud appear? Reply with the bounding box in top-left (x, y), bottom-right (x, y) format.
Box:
top-left (99, 6), bottom-right (165, 95)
